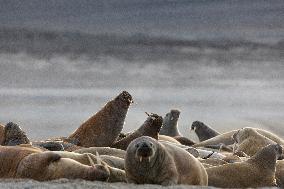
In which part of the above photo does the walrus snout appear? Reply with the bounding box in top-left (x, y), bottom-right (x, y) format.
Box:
top-left (135, 141), bottom-right (154, 162)
top-left (191, 121), bottom-right (203, 130)
top-left (116, 91), bottom-right (133, 105)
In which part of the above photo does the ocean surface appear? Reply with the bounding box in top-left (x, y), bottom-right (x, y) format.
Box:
top-left (0, 0), bottom-right (284, 141)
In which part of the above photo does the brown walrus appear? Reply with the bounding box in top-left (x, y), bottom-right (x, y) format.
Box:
top-left (111, 113), bottom-right (163, 150)
top-left (3, 122), bottom-right (30, 146)
top-left (276, 160), bottom-right (284, 187)
top-left (159, 109), bottom-right (181, 137)
top-left (233, 127), bottom-right (276, 156)
top-left (67, 91), bottom-right (133, 147)
top-left (125, 136), bottom-right (208, 186)
top-left (173, 136), bottom-right (196, 146)
top-left (206, 144), bottom-right (282, 188)
top-left (191, 121), bottom-right (220, 142)
top-left (0, 146), bottom-right (110, 181)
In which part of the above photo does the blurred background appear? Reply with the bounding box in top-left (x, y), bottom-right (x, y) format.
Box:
top-left (0, 0), bottom-right (284, 141)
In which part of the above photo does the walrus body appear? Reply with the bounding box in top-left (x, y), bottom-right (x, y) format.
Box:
top-left (67, 91), bottom-right (132, 147)
top-left (191, 121), bottom-right (220, 142)
top-left (206, 144), bottom-right (282, 188)
top-left (173, 136), bottom-right (195, 146)
top-left (158, 135), bottom-right (181, 144)
top-left (159, 109), bottom-right (181, 137)
top-left (111, 114), bottom-right (163, 150)
top-left (276, 160), bottom-right (284, 187)
top-left (233, 128), bottom-right (276, 156)
top-left (125, 136), bottom-right (208, 186)
top-left (193, 127), bottom-right (284, 148)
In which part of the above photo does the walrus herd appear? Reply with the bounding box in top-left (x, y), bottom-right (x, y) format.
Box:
top-left (0, 90), bottom-right (284, 188)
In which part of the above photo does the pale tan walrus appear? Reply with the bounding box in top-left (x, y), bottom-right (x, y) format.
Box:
top-left (67, 91), bottom-right (133, 147)
top-left (74, 147), bottom-right (126, 159)
top-left (206, 144), bottom-right (282, 188)
top-left (0, 146), bottom-right (110, 181)
top-left (125, 136), bottom-right (208, 186)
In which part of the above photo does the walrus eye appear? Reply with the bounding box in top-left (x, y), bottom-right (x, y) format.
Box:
top-left (149, 142), bottom-right (153, 147)
top-left (135, 144), bottom-right (139, 148)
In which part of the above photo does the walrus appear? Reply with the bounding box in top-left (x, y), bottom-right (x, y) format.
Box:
top-left (159, 109), bottom-right (181, 137)
top-left (16, 151), bottom-right (110, 181)
top-left (52, 151), bottom-right (126, 182)
top-left (3, 122), bottom-right (30, 146)
top-left (232, 127), bottom-right (276, 156)
top-left (158, 135), bottom-right (181, 144)
top-left (111, 113), bottom-right (163, 150)
top-left (67, 91), bottom-right (133, 147)
top-left (193, 127), bottom-right (284, 148)
top-left (0, 123), bottom-right (4, 145)
top-left (74, 147), bottom-right (126, 159)
top-left (191, 121), bottom-right (220, 142)
top-left (206, 144), bottom-right (282, 188)
top-left (125, 136), bottom-right (208, 186)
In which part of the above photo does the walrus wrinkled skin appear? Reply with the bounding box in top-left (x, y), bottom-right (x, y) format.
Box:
top-left (276, 160), bottom-right (284, 187)
top-left (206, 144), bottom-right (282, 188)
top-left (191, 121), bottom-right (220, 142)
top-left (16, 151), bottom-right (110, 181)
top-left (0, 123), bottom-right (4, 145)
top-left (233, 127), bottom-right (276, 156)
top-left (111, 114), bottom-right (163, 150)
top-left (68, 91), bottom-right (133, 147)
top-left (125, 136), bottom-right (208, 186)
top-left (159, 109), bottom-right (181, 137)
top-left (173, 136), bottom-right (195, 146)
top-left (3, 122), bottom-right (30, 146)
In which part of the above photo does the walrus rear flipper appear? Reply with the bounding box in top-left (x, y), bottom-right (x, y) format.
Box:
top-left (111, 113), bottom-right (163, 150)
top-left (67, 91), bottom-right (133, 147)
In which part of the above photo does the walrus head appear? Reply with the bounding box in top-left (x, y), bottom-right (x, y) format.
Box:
top-left (4, 122), bottom-right (30, 146)
top-left (114, 91), bottom-right (133, 107)
top-left (191, 121), bottom-right (220, 142)
top-left (127, 136), bottom-right (158, 164)
top-left (164, 109), bottom-right (180, 122)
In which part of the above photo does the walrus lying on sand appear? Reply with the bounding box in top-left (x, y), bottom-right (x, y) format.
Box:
top-left (206, 144), bottom-right (282, 188)
top-left (74, 147), bottom-right (126, 159)
top-left (191, 121), bottom-right (220, 142)
top-left (67, 91), bottom-right (133, 147)
top-left (111, 113), bottom-right (163, 150)
top-left (193, 127), bottom-right (284, 148)
top-left (125, 136), bottom-right (208, 186)
top-left (0, 146), bottom-right (110, 181)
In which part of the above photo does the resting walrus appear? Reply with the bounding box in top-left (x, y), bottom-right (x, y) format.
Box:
top-left (159, 109), bottom-right (181, 137)
top-left (206, 144), bottom-right (282, 188)
top-left (125, 136), bottom-right (208, 186)
top-left (67, 91), bottom-right (133, 147)
top-left (111, 113), bottom-right (163, 150)
top-left (0, 146), bottom-right (110, 181)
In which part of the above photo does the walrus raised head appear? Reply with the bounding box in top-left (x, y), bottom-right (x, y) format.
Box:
top-left (16, 151), bottom-right (110, 181)
top-left (125, 136), bottom-right (208, 186)
top-left (111, 113), bottom-right (163, 150)
top-left (159, 109), bottom-right (181, 137)
top-left (67, 91), bottom-right (133, 147)
top-left (3, 122), bottom-right (30, 146)
top-left (191, 121), bottom-right (220, 142)
top-left (206, 144), bottom-right (282, 188)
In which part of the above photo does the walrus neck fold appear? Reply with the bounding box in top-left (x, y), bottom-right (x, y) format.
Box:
top-left (67, 91), bottom-right (132, 147)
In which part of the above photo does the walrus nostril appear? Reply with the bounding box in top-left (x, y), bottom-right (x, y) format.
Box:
top-left (141, 142), bottom-right (150, 149)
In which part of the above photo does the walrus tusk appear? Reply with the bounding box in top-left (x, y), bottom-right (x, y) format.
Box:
top-left (139, 156), bottom-right (142, 162)
top-left (87, 154), bottom-right (96, 168)
top-left (232, 142), bottom-right (237, 154)
top-left (148, 157), bottom-right (150, 162)
top-left (96, 151), bottom-right (102, 165)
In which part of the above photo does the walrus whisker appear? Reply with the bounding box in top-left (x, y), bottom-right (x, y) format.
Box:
top-left (87, 154), bottom-right (96, 168)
